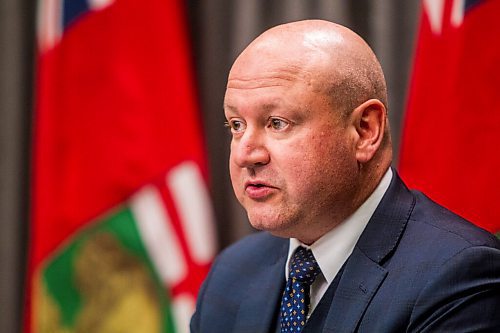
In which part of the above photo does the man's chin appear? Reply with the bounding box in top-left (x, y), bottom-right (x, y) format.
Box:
top-left (247, 216), bottom-right (295, 238)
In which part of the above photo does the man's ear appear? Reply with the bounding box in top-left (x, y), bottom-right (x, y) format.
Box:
top-left (351, 99), bottom-right (387, 163)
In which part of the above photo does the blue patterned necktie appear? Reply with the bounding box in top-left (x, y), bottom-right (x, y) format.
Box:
top-left (280, 246), bottom-right (321, 332)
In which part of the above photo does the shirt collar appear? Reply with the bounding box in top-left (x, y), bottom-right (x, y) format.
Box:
top-left (285, 168), bottom-right (393, 283)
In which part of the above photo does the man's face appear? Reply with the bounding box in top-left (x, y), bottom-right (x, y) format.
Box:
top-left (224, 58), bottom-right (360, 243)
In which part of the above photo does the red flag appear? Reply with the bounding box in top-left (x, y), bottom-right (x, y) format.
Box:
top-left (26, 0), bottom-right (216, 332)
top-left (399, 0), bottom-right (500, 235)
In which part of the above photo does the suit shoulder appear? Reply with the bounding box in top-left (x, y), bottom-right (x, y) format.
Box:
top-left (409, 190), bottom-right (500, 249)
top-left (216, 231), bottom-right (288, 265)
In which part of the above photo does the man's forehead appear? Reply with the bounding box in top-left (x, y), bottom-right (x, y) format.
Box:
top-left (227, 66), bottom-right (310, 89)
top-left (228, 38), bottom-right (335, 93)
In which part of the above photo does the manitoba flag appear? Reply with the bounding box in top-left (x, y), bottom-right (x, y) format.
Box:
top-left (399, 0), bottom-right (500, 235)
top-left (26, 0), bottom-right (216, 332)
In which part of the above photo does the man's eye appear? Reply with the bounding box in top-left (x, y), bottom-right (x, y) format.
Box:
top-left (269, 118), bottom-right (289, 130)
top-left (225, 120), bottom-right (246, 132)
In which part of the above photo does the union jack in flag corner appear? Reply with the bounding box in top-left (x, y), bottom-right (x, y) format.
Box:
top-left (400, 0), bottom-right (500, 237)
top-left (25, 0), bottom-right (217, 332)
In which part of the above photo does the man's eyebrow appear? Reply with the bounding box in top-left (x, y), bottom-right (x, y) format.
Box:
top-left (223, 104), bottom-right (239, 114)
top-left (223, 101), bottom-right (280, 114)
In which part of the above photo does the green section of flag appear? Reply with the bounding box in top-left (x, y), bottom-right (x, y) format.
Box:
top-left (43, 235), bottom-right (82, 325)
top-left (41, 206), bottom-right (176, 332)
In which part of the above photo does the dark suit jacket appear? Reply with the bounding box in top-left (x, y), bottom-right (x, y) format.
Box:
top-left (191, 173), bottom-right (500, 332)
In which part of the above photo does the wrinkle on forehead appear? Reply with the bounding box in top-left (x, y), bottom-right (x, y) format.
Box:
top-left (227, 66), bottom-right (314, 90)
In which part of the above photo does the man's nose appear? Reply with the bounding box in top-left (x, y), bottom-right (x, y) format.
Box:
top-left (231, 129), bottom-right (270, 168)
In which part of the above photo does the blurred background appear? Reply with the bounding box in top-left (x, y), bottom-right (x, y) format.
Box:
top-left (6, 0), bottom-right (488, 332)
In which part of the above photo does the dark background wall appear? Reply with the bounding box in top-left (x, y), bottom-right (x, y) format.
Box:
top-left (1, 0), bottom-right (35, 332)
top-left (0, 1), bottom-right (420, 332)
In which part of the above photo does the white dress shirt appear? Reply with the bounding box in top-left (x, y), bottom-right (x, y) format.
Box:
top-left (284, 168), bottom-right (393, 318)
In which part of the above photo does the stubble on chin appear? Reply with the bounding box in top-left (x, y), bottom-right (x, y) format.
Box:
top-left (245, 203), bottom-right (305, 239)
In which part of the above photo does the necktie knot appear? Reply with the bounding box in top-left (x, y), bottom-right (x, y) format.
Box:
top-left (288, 246), bottom-right (321, 285)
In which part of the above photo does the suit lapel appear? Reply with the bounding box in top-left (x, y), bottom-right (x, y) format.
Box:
top-left (322, 248), bottom-right (387, 332)
top-left (233, 240), bottom-right (288, 333)
top-left (323, 171), bottom-right (416, 332)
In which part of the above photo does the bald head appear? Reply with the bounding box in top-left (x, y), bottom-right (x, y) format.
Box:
top-left (230, 20), bottom-right (388, 118)
top-left (225, 20), bottom-right (392, 242)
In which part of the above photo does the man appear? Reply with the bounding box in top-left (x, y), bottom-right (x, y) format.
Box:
top-left (191, 20), bottom-right (500, 332)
